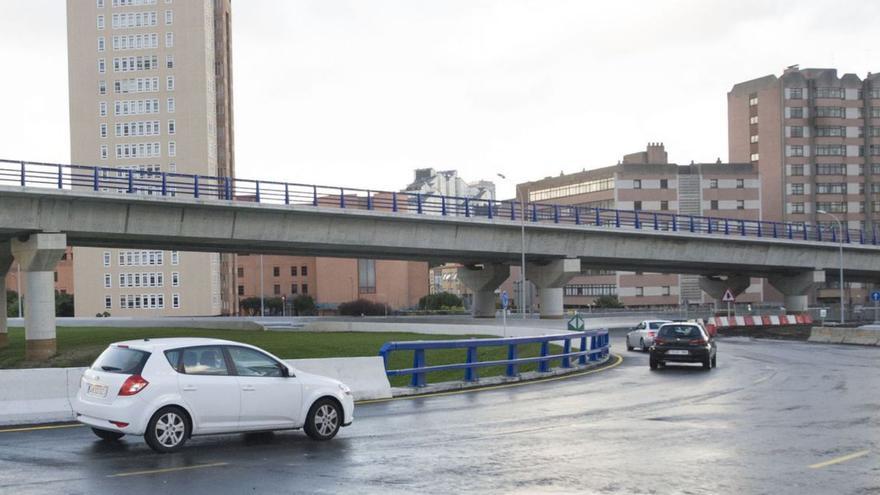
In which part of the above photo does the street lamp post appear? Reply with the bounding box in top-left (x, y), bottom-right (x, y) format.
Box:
top-left (259, 254), bottom-right (265, 317)
top-left (817, 210), bottom-right (845, 324)
top-left (498, 173), bottom-right (528, 319)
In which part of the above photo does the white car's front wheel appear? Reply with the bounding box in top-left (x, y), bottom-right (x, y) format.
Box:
top-left (304, 399), bottom-right (341, 441)
top-left (145, 406), bottom-right (190, 453)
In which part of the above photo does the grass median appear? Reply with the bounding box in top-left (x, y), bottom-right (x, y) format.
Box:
top-left (0, 327), bottom-right (564, 387)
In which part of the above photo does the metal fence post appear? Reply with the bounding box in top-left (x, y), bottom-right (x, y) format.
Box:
top-left (416, 193), bottom-right (422, 214)
top-left (634, 210), bottom-right (640, 229)
top-left (313, 185), bottom-right (318, 207)
top-left (162, 173), bottom-right (168, 196)
top-left (595, 208), bottom-right (601, 226)
top-left (578, 336), bottom-right (587, 365)
top-left (653, 212), bottom-right (658, 230)
top-left (411, 349), bottom-right (426, 387)
top-left (488, 199), bottom-right (494, 219)
top-left (284, 183), bottom-right (290, 205)
top-left (441, 196), bottom-right (446, 216)
top-left (366, 191), bottom-right (373, 210)
top-left (615, 210), bottom-right (620, 228)
top-left (531, 203), bottom-right (537, 222)
top-left (19, 161), bottom-right (25, 187)
top-left (672, 215), bottom-right (677, 232)
top-left (538, 341), bottom-right (550, 372)
top-left (554, 205), bottom-right (560, 223)
top-left (194, 174), bottom-right (200, 198)
top-left (689, 216), bottom-right (695, 232)
top-left (574, 206), bottom-right (581, 225)
top-left (561, 338), bottom-right (572, 368)
top-left (464, 198), bottom-right (470, 217)
top-left (225, 176), bottom-right (232, 200)
top-left (392, 192), bottom-right (398, 212)
top-left (127, 169), bottom-right (133, 193)
top-left (57, 165), bottom-right (63, 189)
top-left (510, 201), bottom-right (516, 221)
top-left (464, 347), bottom-right (478, 382)
top-left (93, 167), bottom-right (99, 191)
top-left (506, 344), bottom-right (518, 377)
top-left (339, 188), bottom-right (345, 208)
top-left (589, 335), bottom-right (598, 362)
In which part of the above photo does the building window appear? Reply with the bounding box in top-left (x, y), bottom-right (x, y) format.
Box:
top-left (816, 164), bottom-right (846, 175)
top-left (736, 178), bottom-right (744, 188)
top-left (104, 295), bottom-right (112, 309)
top-left (749, 96), bottom-right (758, 106)
top-left (358, 259), bottom-right (376, 294)
top-left (710, 200), bottom-right (719, 210)
top-left (633, 201), bottom-right (642, 210)
top-left (816, 183), bottom-right (846, 194)
top-left (816, 145), bottom-right (846, 157)
top-left (632, 179), bottom-right (641, 189)
top-left (97, 15), bottom-right (105, 30)
top-left (301, 266), bottom-right (308, 276)
top-left (662, 286), bottom-right (671, 297)
top-left (99, 123), bottom-right (108, 138)
top-left (291, 284), bottom-right (298, 294)
top-left (103, 273), bottom-right (112, 288)
top-left (98, 58), bottom-right (106, 73)
top-left (97, 0), bottom-right (105, 7)
top-left (789, 107), bottom-right (804, 119)
top-left (816, 126), bottom-right (845, 137)
top-left (172, 293), bottom-right (180, 309)
top-left (165, 32), bottom-right (174, 48)
top-left (165, 10), bottom-right (173, 25)
top-left (749, 116), bottom-right (758, 124)
top-left (750, 134), bottom-right (759, 143)
top-left (98, 36), bottom-right (105, 52)
top-left (166, 75), bottom-right (174, 91)
top-left (815, 106), bottom-right (844, 118)
top-left (100, 145), bottom-right (108, 160)
top-left (171, 271), bottom-right (180, 287)
top-left (709, 179), bottom-right (718, 189)
top-left (790, 164), bottom-right (804, 176)
top-left (660, 179), bottom-right (668, 189)
top-left (750, 153), bottom-right (759, 162)
top-left (237, 267), bottom-right (244, 277)
top-left (273, 266), bottom-right (280, 277)
top-left (791, 202), bottom-right (805, 214)
top-left (168, 141), bottom-right (176, 157)
top-left (635, 287), bottom-right (644, 297)
top-left (302, 284), bottom-right (309, 295)
top-left (660, 201), bottom-right (669, 211)
top-left (791, 183), bottom-right (804, 195)
top-left (790, 126), bottom-right (803, 138)
top-left (237, 285), bottom-right (244, 296)
top-left (816, 87), bottom-right (844, 99)
top-left (166, 55), bottom-right (174, 69)
top-left (98, 80), bottom-right (107, 95)
top-left (273, 284), bottom-right (281, 295)
top-left (167, 119), bottom-right (175, 135)
top-left (167, 97), bottom-right (175, 113)
top-left (563, 284), bottom-right (617, 297)
top-left (789, 87), bottom-right (803, 100)
top-left (736, 200), bottom-right (745, 210)
top-left (789, 145), bottom-right (804, 157)
top-left (290, 266), bottom-right (298, 277)
top-left (171, 251), bottom-right (179, 265)
top-left (103, 251), bottom-right (111, 267)
top-left (528, 177), bottom-right (615, 202)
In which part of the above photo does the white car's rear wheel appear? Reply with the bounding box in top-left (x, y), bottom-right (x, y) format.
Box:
top-left (304, 399), bottom-right (341, 441)
top-left (145, 406), bottom-right (190, 453)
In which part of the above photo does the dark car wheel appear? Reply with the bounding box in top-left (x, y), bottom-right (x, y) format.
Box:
top-left (702, 357), bottom-right (711, 370)
top-left (91, 428), bottom-right (124, 441)
top-left (626, 336), bottom-right (634, 351)
top-left (640, 338), bottom-right (647, 352)
top-left (304, 398), bottom-right (341, 441)
top-left (649, 357), bottom-right (658, 370)
top-left (711, 355), bottom-right (717, 368)
top-left (145, 406), bottom-right (190, 453)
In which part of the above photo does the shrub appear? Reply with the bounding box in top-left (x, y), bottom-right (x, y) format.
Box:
top-left (338, 298), bottom-right (390, 316)
top-left (593, 295), bottom-right (624, 308)
top-left (418, 292), bottom-right (463, 310)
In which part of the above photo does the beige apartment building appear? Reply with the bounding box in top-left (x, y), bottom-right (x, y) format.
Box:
top-left (729, 66), bottom-right (880, 306)
top-left (67, 0), bottom-right (234, 316)
top-left (509, 143), bottom-right (764, 309)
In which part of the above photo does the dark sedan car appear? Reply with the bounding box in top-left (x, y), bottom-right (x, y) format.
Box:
top-left (649, 323), bottom-right (717, 370)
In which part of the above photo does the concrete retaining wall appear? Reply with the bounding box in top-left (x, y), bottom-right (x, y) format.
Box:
top-left (0, 358), bottom-right (389, 427)
top-left (808, 326), bottom-right (880, 346)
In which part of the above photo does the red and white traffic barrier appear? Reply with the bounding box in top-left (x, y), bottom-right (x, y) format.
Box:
top-left (704, 314), bottom-right (813, 330)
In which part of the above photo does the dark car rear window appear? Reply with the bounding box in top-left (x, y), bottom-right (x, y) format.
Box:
top-left (658, 325), bottom-right (704, 339)
top-left (92, 346), bottom-right (150, 374)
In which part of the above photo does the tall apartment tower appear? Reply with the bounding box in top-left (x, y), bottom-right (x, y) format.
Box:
top-left (67, 0), bottom-right (235, 316)
top-left (729, 67), bottom-right (880, 305)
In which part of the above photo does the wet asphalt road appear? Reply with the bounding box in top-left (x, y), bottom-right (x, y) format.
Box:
top-left (1, 331), bottom-right (878, 495)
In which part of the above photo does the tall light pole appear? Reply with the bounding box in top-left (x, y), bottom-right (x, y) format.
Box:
top-left (817, 210), bottom-right (845, 324)
top-left (259, 254), bottom-right (265, 317)
top-left (497, 173), bottom-right (528, 319)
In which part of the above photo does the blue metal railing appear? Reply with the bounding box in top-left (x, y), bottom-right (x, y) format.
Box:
top-left (0, 158), bottom-right (876, 247)
top-left (377, 330), bottom-right (610, 387)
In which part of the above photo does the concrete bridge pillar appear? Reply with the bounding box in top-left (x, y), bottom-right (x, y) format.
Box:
top-left (11, 233), bottom-right (67, 360)
top-left (458, 263), bottom-right (510, 318)
top-left (527, 258), bottom-right (580, 319)
top-left (768, 270), bottom-right (825, 313)
top-left (699, 275), bottom-right (751, 309)
top-left (0, 243), bottom-right (12, 349)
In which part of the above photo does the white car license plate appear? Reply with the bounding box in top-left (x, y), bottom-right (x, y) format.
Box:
top-left (87, 383), bottom-right (108, 398)
top-left (667, 350), bottom-right (689, 355)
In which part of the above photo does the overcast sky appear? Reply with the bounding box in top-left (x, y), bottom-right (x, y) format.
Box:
top-left (0, 0), bottom-right (877, 199)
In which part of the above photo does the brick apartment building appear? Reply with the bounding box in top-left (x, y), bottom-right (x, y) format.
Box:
top-left (729, 66), bottom-right (880, 306)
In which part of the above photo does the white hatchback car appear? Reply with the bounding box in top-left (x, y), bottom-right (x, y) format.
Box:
top-left (74, 338), bottom-right (354, 453)
top-left (625, 320), bottom-right (672, 352)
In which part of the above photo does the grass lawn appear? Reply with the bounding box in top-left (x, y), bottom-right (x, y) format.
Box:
top-left (0, 327), bottom-right (567, 387)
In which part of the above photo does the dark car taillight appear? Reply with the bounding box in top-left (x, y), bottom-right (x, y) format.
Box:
top-left (118, 375), bottom-right (149, 396)
top-left (689, 338), bottom-right (707, 345)
top-left (654, 338), bottom-right (666, 345)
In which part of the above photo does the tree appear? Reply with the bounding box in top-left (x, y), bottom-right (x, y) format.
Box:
top-left (338, 298), bottom-right (390, 316)
top-left (55, 291), bottom-right (74, 317)
top-left (239, 297), bottom-right (263, 316)
top-left (292, 295), bottom-right (316, 316)
top-left (418, 292), bottom-right (463, 311)
top-left (593, 295), bottom-right (624, 308)
top-left (7, 290), bottom-right (19, 318)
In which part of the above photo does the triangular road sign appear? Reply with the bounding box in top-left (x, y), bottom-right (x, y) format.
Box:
top-left (721, 288), bottom-right (736, 302)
